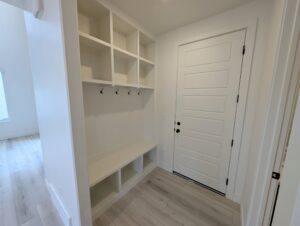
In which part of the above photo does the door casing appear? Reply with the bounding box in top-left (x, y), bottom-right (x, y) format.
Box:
top-left (173, 30), bottom-right (246, 194)
top-left (172, 21), bottom-right (257, 201)
top-left (263, 30), bottom-right (300, 226)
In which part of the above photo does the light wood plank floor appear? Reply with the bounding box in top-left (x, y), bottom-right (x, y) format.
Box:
top-left (0, 135), bottom-right (63, 226)
top-left (94, 168), bottom-right (240, 226)
top-left (0, 135), bottom-right (240, 226)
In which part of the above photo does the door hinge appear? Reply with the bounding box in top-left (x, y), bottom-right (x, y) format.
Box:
top-left (226, 178), bottom-right (229, 186)
top-left (237, 94), bottom-right (240, 103)
top-left (231, 139), bottom-right (234, 147)
top-left (242, 45), bottom-right (246, 55)
top-left (272, 172), bottom-right (280, 180)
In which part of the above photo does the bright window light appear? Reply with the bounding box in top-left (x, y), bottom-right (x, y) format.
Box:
top-left (0, 72), bottom-right (9, 121)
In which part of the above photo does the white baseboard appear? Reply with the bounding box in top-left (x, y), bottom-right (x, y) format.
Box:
top-left (240, 200), bottom-right (246, 226)
top-left (45, 179), bottom-right (72, 226)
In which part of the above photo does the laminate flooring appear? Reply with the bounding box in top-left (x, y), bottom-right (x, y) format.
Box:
top-left (0, 135), bottom-right (63, 226)
top-left (0, 135), bottom-right (240, 226)
top-left (94, 168), bottom-right (240, 226)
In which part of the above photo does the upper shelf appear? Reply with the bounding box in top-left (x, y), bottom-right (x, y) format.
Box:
top-left (82, 78), bottom-right (112, 86)
top-left (114, 46), bottom-right (137, 60)
top-left (113, 14), bottom-right (138, 55)
top-left (140, 57), bottom-right (154, 66)
top-left (79, 31), bottom-right (111, 49)
top-left (139, 32), bottom-right (155, 62)
top-left (77, 0), bottom-right (155, 90)
top-left (77, 0), bottom-right (111, 44)
top-left (88, 141), bottom-right (156, 187)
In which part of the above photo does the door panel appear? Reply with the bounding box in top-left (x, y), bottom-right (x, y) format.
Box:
top-left (183, 117), bottom-right (224, 136)
top-left (183, 95), bottom-right (226, 112)
top-left (174, 30), bottom-right (246, 193)
top-left (184, 70), bottom-right (230, 89)
top-left (184, 42), bottom-right (232, 66)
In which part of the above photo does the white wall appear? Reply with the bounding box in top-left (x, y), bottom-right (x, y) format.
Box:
top-left (83, 85), bottom-right (153, 160)
top-left (241, 0), bottom-right (300, 225)
top-left (24, 0), bottom-right (91, 225)
top-left (156, 0), bottom-right (274, 204)
top-left (273, 95), bottom-right (300, 226)
top-left (241, 0), bottom-right (286, 225)
top-left (0, 1), bottom-right (38, 140)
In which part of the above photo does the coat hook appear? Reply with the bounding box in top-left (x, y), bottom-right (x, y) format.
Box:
top-left (137, 90), bottom-right (141, 95)
top-left (115, 88), bottom-right (119, 95)
top-left (99, 88), bottom-right (104, 95)
top-left (128, 90), bottom-right (131, 95)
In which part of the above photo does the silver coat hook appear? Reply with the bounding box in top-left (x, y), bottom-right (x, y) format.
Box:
top-left (128, 90), bottom-right (131, 95)
top-left (115, 88), bottom-right (119, 95)
top-left (100, 88), bottom-right (104, 95)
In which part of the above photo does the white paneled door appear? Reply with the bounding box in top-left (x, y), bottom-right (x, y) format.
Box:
top-left (174, 30), bottom-right (246, 193)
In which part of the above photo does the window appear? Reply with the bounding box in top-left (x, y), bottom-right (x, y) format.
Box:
top-left (0, 72), bottom-right (8, 120)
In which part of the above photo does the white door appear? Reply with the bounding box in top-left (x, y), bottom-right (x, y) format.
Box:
top-left (174, 30), bottom-right (246, 193)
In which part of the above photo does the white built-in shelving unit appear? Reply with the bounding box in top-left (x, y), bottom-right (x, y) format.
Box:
top-left (88, 143), bottom-right (157, 218)
top-left (77, 0), bottom-right (157, 220)
top-left (77, 0), bottom-right (155, 89)
top-left (139, 32), bottom-right (155, 62)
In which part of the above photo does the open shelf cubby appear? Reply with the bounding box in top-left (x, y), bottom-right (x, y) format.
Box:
top-left (121, 158), bottom-right (142, 186)
top-left (139, 32), bottom-right (155, 63)
top-left (77, 0), bottom-right (111, 44)
top-left (113, 14), bottom-right (138, 55)
top-left (139, 59), bottom-right (154, 88)
top-left (143, 149), bottom-right (157, 170)
top-left (88, 142), bottom-right (156, 187)
top-left (113, 49), bottom-right (138, 86)
top-left (79, 35), bottom-right (112, 83)
top-left (90, 172), bottom-right (119, 208)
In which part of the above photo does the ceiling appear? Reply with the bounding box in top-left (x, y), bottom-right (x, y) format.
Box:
top-left (109, 0), bottom-right (255, 35)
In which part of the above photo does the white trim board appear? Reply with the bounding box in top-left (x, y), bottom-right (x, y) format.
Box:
top-left (0, 0), bottom-right (43, 18)
top-left (241, 199), bottom-right (246, 226)
top-left (247, 0), bottom-right (300, 225)
top-left (171, 19), bottom-right (257, 203)
top-left (45, 179), bottom-right (72, 226)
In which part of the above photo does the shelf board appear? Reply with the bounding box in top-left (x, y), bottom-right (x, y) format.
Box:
top-left (81, 78), bottom-right (154, 90)
top-left (114, 46), bottom-right (138, 60)
top-left (82, 78), bottom-right (112, 85)
top-left (140, 57), bottom-right (154, 66)
top-left (79, 31), bottom-right (111, 49)
top-left (113, 83), bottom-right (139, 88)
top-left (139, 85), bottom-right (154, 90)
top-left (88, 141), bottom-right (156, 187)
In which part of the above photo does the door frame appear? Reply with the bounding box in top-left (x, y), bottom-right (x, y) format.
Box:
top-left (263, 20), bottom-right (300, 226)
top-left (242, 0), bottom-right (300, 225)
top-left (172, 19), bottom-right (257, 201)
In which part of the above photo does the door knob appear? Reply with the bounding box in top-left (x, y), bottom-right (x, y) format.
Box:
top-left (176, 129), bottom-right (180, 133)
